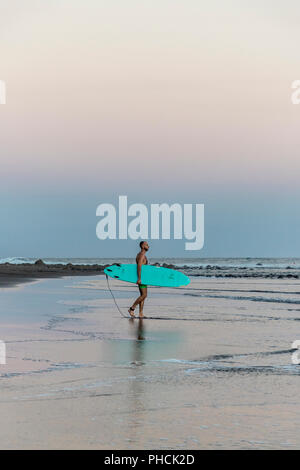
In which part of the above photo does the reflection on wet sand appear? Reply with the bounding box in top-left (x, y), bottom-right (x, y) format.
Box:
top-left (127, 318), bottom-right (146, 444)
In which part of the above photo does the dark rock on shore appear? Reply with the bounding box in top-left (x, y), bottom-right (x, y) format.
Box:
top-left (35, 259), bottom-right (45, 266)
top-left (0, 261), bottom-right (106, 282)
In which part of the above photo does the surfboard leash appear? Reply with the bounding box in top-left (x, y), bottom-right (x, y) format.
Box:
top-left (105, 274), bottom-right (129, 318)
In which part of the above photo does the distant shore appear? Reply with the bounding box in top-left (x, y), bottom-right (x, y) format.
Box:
top-left (0, 258), bottom-right (299, 288)
top-left (0, 259), bottom-right (106, 287)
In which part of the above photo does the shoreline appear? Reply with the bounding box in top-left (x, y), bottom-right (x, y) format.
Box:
top-left (0, 259), bottom-right (299, 289)
top-left (0, 259), bottom-right (106, 288)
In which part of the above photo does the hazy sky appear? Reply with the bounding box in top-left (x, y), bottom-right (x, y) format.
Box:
top-left (0, 0), bottom-right (299, 258)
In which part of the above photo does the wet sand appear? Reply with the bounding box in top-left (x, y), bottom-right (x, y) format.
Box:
top-left (1, 275), bottom-right (300, 449)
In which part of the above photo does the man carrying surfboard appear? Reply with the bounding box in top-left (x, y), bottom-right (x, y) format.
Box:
top-left (128, 241), bottom-right (149, 318)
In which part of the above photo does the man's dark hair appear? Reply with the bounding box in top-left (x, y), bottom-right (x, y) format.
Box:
top-left (139, 241), bottom-right (145, 249)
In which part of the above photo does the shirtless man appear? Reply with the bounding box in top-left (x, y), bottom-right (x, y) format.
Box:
top-left (128, 241), bottom-right (149, 318)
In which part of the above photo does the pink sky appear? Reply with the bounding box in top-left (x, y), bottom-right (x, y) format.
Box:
top-left (1, 0), bottom-right (300, 192)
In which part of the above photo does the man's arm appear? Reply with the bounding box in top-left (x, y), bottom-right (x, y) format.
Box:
top-left (137, 254), bottom-right (145, 284)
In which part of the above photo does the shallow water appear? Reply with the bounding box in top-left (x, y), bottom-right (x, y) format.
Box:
top-left (1, 275), bottom-right (300, 449)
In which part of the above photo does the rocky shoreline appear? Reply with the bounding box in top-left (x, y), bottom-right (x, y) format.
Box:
top-left (0, 259), bottom-right (106, 287)
top-left (178, 265), bottom-right (300, 280)
top-left (156, 263), bottom-right (300, 280)
top-left (0, 260), bottom-right (299, 288)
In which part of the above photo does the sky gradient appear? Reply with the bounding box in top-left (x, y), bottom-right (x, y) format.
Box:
top-left (1, 0), bottom-right (300, 258)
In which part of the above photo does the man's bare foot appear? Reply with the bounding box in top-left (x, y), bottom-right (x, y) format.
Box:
top-left (139, 312), bottom-right (144, 318)
top-left (128, 307), bottom-right (135, 317)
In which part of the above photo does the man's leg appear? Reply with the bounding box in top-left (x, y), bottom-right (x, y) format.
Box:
top-left (129, 286), bottom-right (147, 317)
top-left (138, 287), bottom-right (147, 317)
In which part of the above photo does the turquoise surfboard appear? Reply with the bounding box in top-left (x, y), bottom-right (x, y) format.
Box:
top-left (104, 264), bottom-right (190, 287)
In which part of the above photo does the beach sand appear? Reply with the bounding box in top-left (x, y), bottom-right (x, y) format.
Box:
top-left (1, 275), bottom-right (300, 449)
